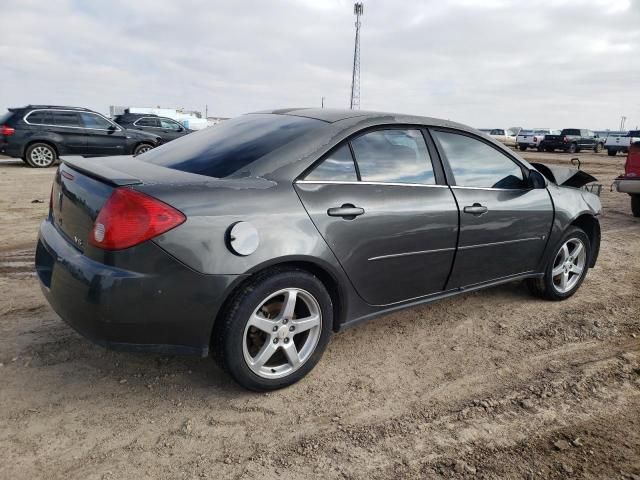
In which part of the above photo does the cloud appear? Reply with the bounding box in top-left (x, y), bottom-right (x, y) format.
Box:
top-left (0, 0), bottom-right (638, 129)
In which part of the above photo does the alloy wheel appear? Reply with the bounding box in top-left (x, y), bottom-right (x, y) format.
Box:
top-left (30, 146), bottom-right (54, 167)
top-left (551, 238), bottom-right (586, 293)
top-left (242, 288), bottom-right (322, 379)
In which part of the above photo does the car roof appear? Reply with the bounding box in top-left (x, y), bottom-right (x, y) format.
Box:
top-left (21, 105), bottom-right (93, 112)
top-left (249, 107), bottom-right (460, 128)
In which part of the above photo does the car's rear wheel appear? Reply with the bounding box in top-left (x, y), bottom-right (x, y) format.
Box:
top-left (213, 268), bottom-right (333, 391)
top-left (133, 143), bottom-right (153, 156)
top-left (607, 149), bottom-right (617, 156)
top-left (25, 143), bottom-right (57, 168)
top-left (632, 195), bottom-right (640, 217)
top-left (526, 227), bottom-right (590, 301)
top-left (519, 144), bottom-right (527, 151)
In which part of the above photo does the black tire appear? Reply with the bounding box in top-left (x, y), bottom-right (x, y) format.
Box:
top-left (607, 149), bottom-right (617, 157)
top-left (133, 143), bottom-right (154, 156)
top-left (25, 143), bottom-right (57, 168)
top-left (594, 143), bottom-right (603, 153)
top-left (568, 143), bottom-right (577, 154)
top-left (526, 227), bottom-right (591, 301)
top-left (213, 267), bottom-right (333, 391)
top-left (519, 144), bottom-right (527, 151)
top-left (545, 147), bottom-right (554, 152)
top-left (632, 195), bottom-right (640, 218)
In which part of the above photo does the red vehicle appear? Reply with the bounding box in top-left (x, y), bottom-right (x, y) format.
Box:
top-left (614, 141), bottom-right (640, 217)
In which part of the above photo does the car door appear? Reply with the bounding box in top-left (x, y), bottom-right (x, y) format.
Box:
top-left (47, 110), bottom-right (88, 153)
top-left (79, 112), bottom-right (127, 156)
top-left (295, 128), bottom-right (459, 306)
top-left (431, 129), bottom-right (553, 288)
top-left (159, 118), bottom-right (185, 141)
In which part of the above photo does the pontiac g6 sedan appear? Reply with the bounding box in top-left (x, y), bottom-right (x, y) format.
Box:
top-left (36, 108), bottom-right (602, 391)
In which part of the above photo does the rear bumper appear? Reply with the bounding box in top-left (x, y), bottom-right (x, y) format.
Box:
top-left (0, 140), bottom-right (23, 158)
top-left (36, 219), bottom-right (243, 356)
top-left (614, 177), bottom-right (640, 194)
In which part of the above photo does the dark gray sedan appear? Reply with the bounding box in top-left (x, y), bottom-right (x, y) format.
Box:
top-left (35, 108), bottom-right (602, 391)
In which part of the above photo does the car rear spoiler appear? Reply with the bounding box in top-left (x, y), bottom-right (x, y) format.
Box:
top-left (60, 156), bottom-right (142, 187)
top-left (530, 162), bottom-right (597, 188)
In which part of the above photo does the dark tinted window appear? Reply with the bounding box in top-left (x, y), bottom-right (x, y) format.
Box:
top-left (490, 129), bottom-right (505, 135)
top-left (139, 114), bottom-right (323, 178)
top-left (433, 131), bottom-right (525, 189)
top-left (52, 111), bottom-right (81, 127)
top-left (80, 112), bottom-right (113, 129)
top-left (136, 117), bottom-right (160, 127)
top-left (305, 145), bottom-right (357, 181)
top-left (562, 129), bottom-right (580, 136)
top-left (350, 129), bottom-right (435, 184)
top-left (26, 111), bottom-right (53, 125)
top-left (629, 131), bottom-right (640, 137)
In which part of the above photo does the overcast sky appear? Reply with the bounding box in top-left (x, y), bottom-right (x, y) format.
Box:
top-left (1, 0), bottom-right (638, 129)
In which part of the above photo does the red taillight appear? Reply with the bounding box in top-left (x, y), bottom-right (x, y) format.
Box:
top-left (1, 124), bottom-right (15, 136)
top-left (89, 188), bottom-right (186, 250)
top-left (625, 143), bottom-right (640, 177)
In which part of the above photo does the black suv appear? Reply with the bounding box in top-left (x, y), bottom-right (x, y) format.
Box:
top-left (113, 113), bottom-right (192, 143)
top-left (0, 105), bottom-right (162, 167)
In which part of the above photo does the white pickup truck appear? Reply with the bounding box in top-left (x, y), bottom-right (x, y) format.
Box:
top-left (605, 130), bottom-right (640, 156)
top-left (516, 129), bottom-right (560, 151)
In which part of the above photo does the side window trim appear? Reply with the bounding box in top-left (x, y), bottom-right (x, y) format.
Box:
top-left (429, 127), bottom-right (530, 190)
top-left (24, 109), bottom-right (120, 131)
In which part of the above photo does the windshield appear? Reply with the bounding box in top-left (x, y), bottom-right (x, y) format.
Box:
top-left (139, 114), bottom-right (324, 178)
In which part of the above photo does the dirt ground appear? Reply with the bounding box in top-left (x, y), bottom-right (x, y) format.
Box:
top-left (0, 150), bottom-right (638, 480)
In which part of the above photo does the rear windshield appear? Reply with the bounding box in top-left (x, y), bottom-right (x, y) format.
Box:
top-left (519, 130), bottom-right (533, 135)
top-left (139, 114), bottom-right (323, 178)
top-left (561, 129), bottom-right (580, 136)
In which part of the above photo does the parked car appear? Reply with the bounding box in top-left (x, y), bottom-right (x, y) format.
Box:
top-left (516, 128), bottom-right (561, 151)
top-left (613, 140), bottom-right (640, 216)
top-left (540, 129), bottom-right (604, 154)
top-left (488, 128), bottom-right (520, 147)
top-left (0, 105), bottom-right (161, 168)
top-left (35, 108), bottom-right (602, 391)
top-left (605, 130), bottom-right (640, 156)
top-left (113, 113), bottom-right (193, 143)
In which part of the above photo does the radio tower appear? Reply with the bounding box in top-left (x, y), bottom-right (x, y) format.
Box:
top-left (350, 2), bottom-right (364, 110)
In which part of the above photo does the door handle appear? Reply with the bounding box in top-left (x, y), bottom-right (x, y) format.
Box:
top-left (327, 204), bottom-right (365, 219)
top-left (463, 203), bottom-right (488, 216)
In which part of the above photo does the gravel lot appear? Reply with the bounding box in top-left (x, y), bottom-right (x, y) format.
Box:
top-left (0, 151), bottom-right (638, 479)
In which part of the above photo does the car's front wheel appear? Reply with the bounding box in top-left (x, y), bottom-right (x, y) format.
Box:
top-left (527, 227), bottom-right (590, 301)
top-left (213, 268), bottom-right (333, 391)
top-left (594, 143), bottom-right (603, 153)
top-left (25, 143), bottom-right (57, 168)
top-left (133, 143), bottom-right (153, 156)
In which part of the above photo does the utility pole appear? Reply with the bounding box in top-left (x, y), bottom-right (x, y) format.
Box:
top-left (321, 96), bottom-right (325, 108)
top-left (350, 2), bottom-right (363, 110)
top-left (620, 115), bottom-right (627, 131)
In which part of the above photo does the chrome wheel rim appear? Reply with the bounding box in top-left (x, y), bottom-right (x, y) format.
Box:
top-left (552, 238), bottom-right (586, 293)
top-left (242, 288), bottom-right (322, 379)
top-left (30, 146), bottom-right (54, 166)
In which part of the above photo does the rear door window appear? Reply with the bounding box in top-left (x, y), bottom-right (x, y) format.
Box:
top-left (350, 129), bottom-right (436, 184)
top-left (136, 117), bottom-right (160, 127)
top-left (305, 145), bottom-right (357, 182)
top-left (432, 130), bottom-right (525, 189)
top-left (52, 111), bottom-right (82, 127)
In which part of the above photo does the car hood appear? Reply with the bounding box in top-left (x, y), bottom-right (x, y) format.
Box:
top-left (530, 162), bottom-right (597, 188)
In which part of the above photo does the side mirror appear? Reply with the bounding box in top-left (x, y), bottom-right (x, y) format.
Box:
top-left (177, 126), bottom-right (184, 132)
top-left (528, 170), bottom-right (547, 189)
